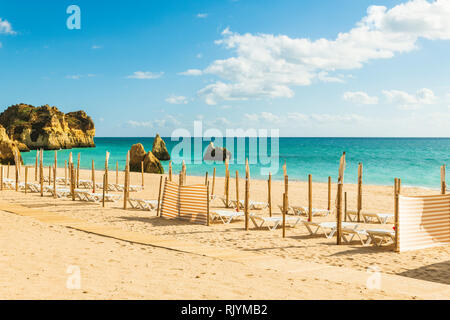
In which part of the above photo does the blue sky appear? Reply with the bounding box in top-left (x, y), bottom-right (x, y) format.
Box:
top-left (0, 0), bottom-right (449, 137)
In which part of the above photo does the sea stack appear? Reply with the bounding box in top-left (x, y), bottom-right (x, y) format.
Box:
top-left (203, 141), bottom-right (231, 162)
top-left (0, 124), bottom-right (23, 165)
top-left (0, 104), bottom-right (95, 150)
top-left (129, 143), bottom-right (164, 174)
top-left (152, 133), bottom-right (170, 160)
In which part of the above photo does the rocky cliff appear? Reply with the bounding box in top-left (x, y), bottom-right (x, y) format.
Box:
top-left (129, 143), bottom-right (164, 174)
top-left (152, 134), bottom-right (170, 161)
top-left (0, 124), bottom-right (23, 165)
top-left (0, 104), bottom-right (95, 150)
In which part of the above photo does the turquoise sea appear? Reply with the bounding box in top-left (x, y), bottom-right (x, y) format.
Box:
top-left (21, 137), bottom-right (449, 189)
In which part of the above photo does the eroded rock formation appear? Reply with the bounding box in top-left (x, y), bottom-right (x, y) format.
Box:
top-left (152, 134), bottom-right (170, 161)
top-left (0, 104), bottom-right (95, 150)
top-left (0, 124), bottom-right (23, 165)
top-left (129, 143), bottom-right (164, 174)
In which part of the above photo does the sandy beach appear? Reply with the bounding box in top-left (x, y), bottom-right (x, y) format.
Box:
top-left (1, 168), bottom-right (449, 299)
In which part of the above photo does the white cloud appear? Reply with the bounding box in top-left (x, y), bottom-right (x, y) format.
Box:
top-left (66, 75), bottom-right (82, 80)
top-left (197, 13), bottom-right (208, 18)
top-left (92, 45), bottom-right (102, 49)
top-left (343, 91), bottom-right (379, 105)
top-left (165, 95), bottom-right (188, 104)
top-left (126, 71), bottom-right (164, 79)
top-left (184, 0), bottom-right (450, 105)
top-left (382, 87), bottom-right (436, 109)
top-left (196, 53), bottom-right (203, 59)
top-left (127, 115), bottom-right (181, 129)
top-left (179, 69), bottom-right (203, 76)
top-left (0, 18), bottom-right (16, 35)
top-left (310, 113), bottom-right (366, 123)
top-left (287, 112), bottom-right (309, 121)
top-left (127, 120), bottom-right (153, 128)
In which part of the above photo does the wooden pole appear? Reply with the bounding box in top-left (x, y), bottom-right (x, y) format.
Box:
top-left (0, 165), bottom-right (2, 191)
top-left (105, 151), bottom-right (109, 194)
top-left (35, 150), bottom-right (38, 181)
top-left (336, 182), bottom-right (343, 245)
top-left (211, 167), bottom-right (216, 196)
top-left (15, 155), bottom-right (19, 192)
top-left (207, 181), bottom-right (210, 226)
top-left (76, 153), bottom-right (80, 188)
top-left (48, 165), bottom-right (51, 186)
top-left (394, 178), bottom-right (400, 252)
top-left (24, 166), bottom-right (28, 194)
top-left (327, 176), bottom-right (331, 211)
top-left (102, 173), bottom-right (106, 207)
top-left (157, 176), bottom-right (163, 217)
top-left (204, 172), bottom-right (208, 186)
top-left (64, 160), bottom-right (68, 186)
top-left (268, 172), bottom-right (272, 217)
top-left (92, 160), bottom-right (96, 193)
top-left (141, 161), bottom-right (144, 188)
top-left (53, 165), bottom-right (57, 198)
top-left (54, 150), bottom-right (57, 174)
top-left (71, 163), bottom-right (75, 201)
top-left (357, 163), bottom-right (363, 222)
top-left (168, 161), bottom-right (172, 181)
top-left (284, 174), bottom-right (289, 213)
top-left (123, 151), bottom-right (129, 209)
top-left (116, 161), bottom-right (119, 185)
top-left (225, 168), bottom-right (230, 208)
top-left (235, 170), bottom-right (240, 212)
top-left (441, 165), bottom-right (446, 195)
top-left (344, 191), bottom-right (347, 222)
top-left (282, 193), bottom-right (287, 238)
top-left (39, 149), bottom-right (44, 197)
top-left (7, 162), bottom-right (10, 179)
top-left (245, 172), bottom-right (249, 231)
top-left (308, 174), bottom-right (312, 222)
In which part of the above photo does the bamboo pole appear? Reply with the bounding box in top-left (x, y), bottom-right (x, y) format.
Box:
top-left (244, 171), bottom-right (249, 231)
top-left (282, 193), bottom-right (287, 238)
top-left (308, 174), bottom-right (312, 222)
top-left (235, 170), bottom-right (240, 212)
top-left (344, 192), bottom-right (347, 222)
top-left (91, 160), bottom-right (96, 193)
top-left (441, 165), bottom-right (446, 195)
top-left (64, 160), bottom-right (68, 186)
top-left (394, 178), bottom-right (400, 252)
top-left (182, 160), bottom-right (186, 186)
top-left (24, 166), bottom-right (28, 194)
top-left (102, 173), bottom-right (106, 207)
top-left (157, 176), bottom-right (164, 217)
top-left (284, 173), bottom-right (289, 212)
top-left (105, 151), bottom-right (109, 193)
top-left (7, 162), bottom-right (10, 179)
top-left (357, 163), bottom-right (363, 222)
top-left (15, 154), bottom-right (19, 192)
top-left (225, 165), bottom-right (230, 208)
top-left (327, 176), bottom-right (331, 211)
top-left (39, 149), bottom-right (44, 197)
top-left (168, 161), bottom-right (172, 181)
top-left (123, 151), bottom-right (129, 209)
top-left (268, 172), bottom-right (272, 217)
top-left (35, 150), bottom-right (38, 181)
top-left (0, 165), bottom-right (3, 191)
top-left (54, 150), bottom-right (58, 173)
top-left (204, 172), bottom-right (208, 186)
top-left (76, 153), bottom-right (80, 188)
top-left (207, 181), bottom-right (210, 226)
top-left (71, 163), bottom-right (75, 201)
top-left (212, 167), bottom-right (216, 196)
top-left (53, 165), bottom-right (57, 198)
top-left (336, 182), bottom-right (343, 245)
top-left (115, 161), bottom-right (118, 185)
top-left (48, 165), bottom-right (51, 186)
top-left (141, 161), bottom-right (144, 188)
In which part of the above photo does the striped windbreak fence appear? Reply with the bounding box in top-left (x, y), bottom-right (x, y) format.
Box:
top-left (398, 194), bottom-right (450, 252)
top-left (160, 181), bottom-right (208, 225)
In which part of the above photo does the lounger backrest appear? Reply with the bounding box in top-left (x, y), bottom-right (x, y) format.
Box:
top-left (398, 194), bottom-right (450, 252)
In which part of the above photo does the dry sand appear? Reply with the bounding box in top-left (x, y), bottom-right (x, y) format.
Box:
top-left (0, 167), bottom-right (449, 299)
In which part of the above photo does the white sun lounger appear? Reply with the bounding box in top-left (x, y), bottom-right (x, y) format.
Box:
top-left (303, 221), bottom-right (359, 239)
top-left (44, 186), bottom-right (72, 198)
top-left (210, 210), bottom-right (245, 224)
top-left (366, 229), bottom-right (396, 246)
top-left (362, 212), bottom-right (394, 224)
top-left (250, 214), bottom-right (302, 231)
top-left (128, 198), bottom-right (158, 211)
top-left (25, 182), bottom-right (41, 193)
top-left (233, 200), bottom-right (268, 210)
top-left (292, 206), bottom-right (331, 217)
top-left (219, 196), bottom-right (235, 208)
top-left (341, 227), bottom-right (371, 245)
